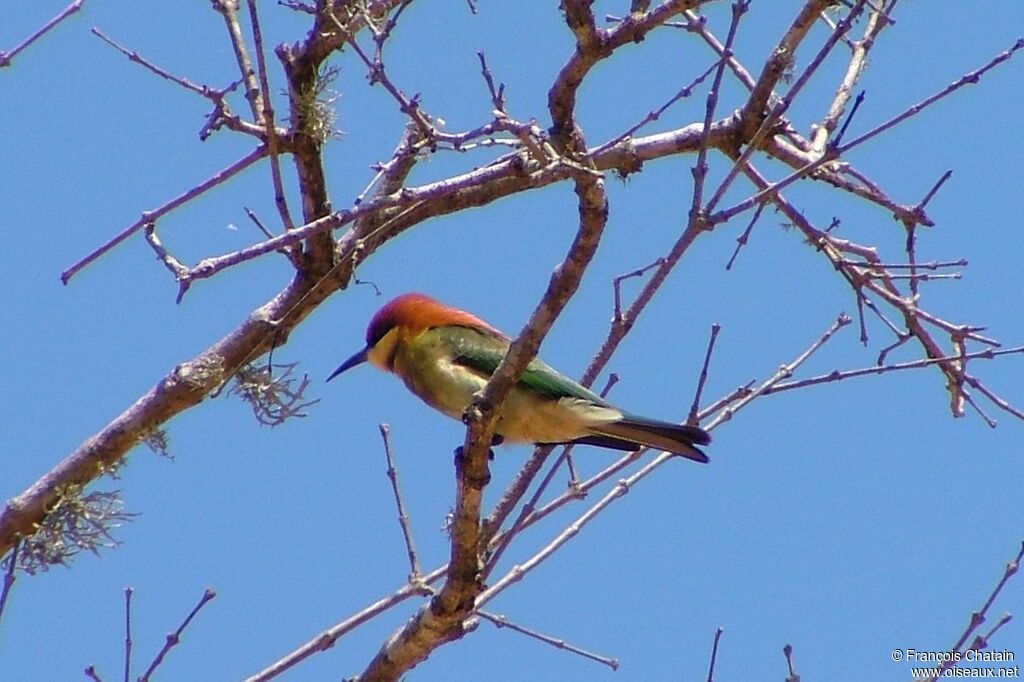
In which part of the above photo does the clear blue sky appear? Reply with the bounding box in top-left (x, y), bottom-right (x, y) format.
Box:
top-left (3, 2), bottom-right (1023, 680)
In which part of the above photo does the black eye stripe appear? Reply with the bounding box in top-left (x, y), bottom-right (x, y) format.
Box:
top-left (367, 316), bottom-right (397, 346)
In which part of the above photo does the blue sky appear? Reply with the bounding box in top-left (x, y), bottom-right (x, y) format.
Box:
top-left (3, 2), bottom-right (1023, 680)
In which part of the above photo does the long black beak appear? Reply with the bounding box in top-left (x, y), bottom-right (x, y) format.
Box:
top-left (326, 347), bottom-right (369, 382)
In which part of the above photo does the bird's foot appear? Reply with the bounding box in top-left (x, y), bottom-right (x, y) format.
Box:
top-left (452, 445), bottom-right (492, 488)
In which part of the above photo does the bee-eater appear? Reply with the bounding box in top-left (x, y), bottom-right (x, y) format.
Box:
top-left (328, 293), bottom-right (711, 463)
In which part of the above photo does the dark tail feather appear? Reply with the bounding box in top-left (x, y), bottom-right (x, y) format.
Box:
top-left (579, 416), bottom-right (711, 464)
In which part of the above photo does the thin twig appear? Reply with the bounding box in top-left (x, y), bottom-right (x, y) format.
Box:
top-left (345, 34), bottom-right (436, 141)
top-left (961, 388), bottom-right (998, 428)
top-left (837, 37), bottom-right (1024, 156)
top-left (478, 443), bottom-right (684, 611)
top-left (689, 0), bottom-right (748, 224)
top-left (706, 627), bottom-right (724, 682)
top-left (765, 346), bottom-right (1024, 396)
top-left (246, 0), bottom-right (295, 230)
top-left (0, 539), bottom-right (19, 626)
top-left (725, 201), bottom-right (766, 269)
top-left (966, 375), bottom-right (1024, 423)
top-left (591, 56), bottom-right (722, 156)
top-left (480, 445), bottom-right (558, 543)
top-left (929, 542), bottom-right (1024, 680)
top-left (706, 1), bottom-right (870, 219)
top-left (783, 643), bottom-right (799, 682)
top-left (138, 588), bottom-right (216, 682)
top-left (678, 8), bottom-right (758, 91)
top-left (476, 52), bottom-right (506, 112)
top-left (970, 612), bottom-right (1014, 654)
top-left (143, 225), bottom-right (190, 297)
top-left (838, 258), bottom-right (966, 270)
top-left (244, 207), bottom-right (274, 240)
top-left (482, 446), bottom-right (567, 580)
top-left (378, 423), bottom-right (421, 581)
top-left (90, 26), bottom-right (256, 140)
top-left (706, 313), bottom-right (852, 429)
top-left (613, 258), bottom-right (665, 324)
top-left (212, 0), bottom-right (264, 122)
top-left (123, 587), bottom-right (133, 682)
top-left (808, 0), bottom-right (887, 155)
top-left (244, 567), bottom-right (439, 681)
top-left (688, 324), bottom-right (721, 425)
top-left (0, 0), bottom-right (85, 69)
top-left (61, 145), bottom-right (269, 284)
top-left (831, 89), bottom-right (865, 148)
top-left (478, 610), bottom-right (619, 671)
top-left (916, 169), bottom-right (954, 213)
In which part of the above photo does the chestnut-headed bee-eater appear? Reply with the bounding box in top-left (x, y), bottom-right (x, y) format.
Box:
top-left (328, 293), bottom-right (711, 463)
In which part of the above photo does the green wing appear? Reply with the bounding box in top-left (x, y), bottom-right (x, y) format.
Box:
top-left (447, 326), bottom-right (606, 404)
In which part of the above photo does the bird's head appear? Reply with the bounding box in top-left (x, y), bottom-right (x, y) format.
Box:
top-left (327, 292), bottom-right (500, 381)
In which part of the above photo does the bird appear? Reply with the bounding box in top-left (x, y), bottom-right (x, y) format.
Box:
top-left (327, 293), bottom-right (711, 463)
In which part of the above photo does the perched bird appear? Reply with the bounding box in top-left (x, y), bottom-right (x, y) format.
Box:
top-left (328, 293), bottom-right (711, 463)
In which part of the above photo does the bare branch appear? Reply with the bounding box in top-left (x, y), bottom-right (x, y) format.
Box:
top-left (123, 587), bottom-right (133, 682)
top-left (688, 323), bottom-right (722, 426)
top-left (0, 539), bottom-right (19, 627)
top-left (378, 423), bottom-right (421, 581)
top-left (138, 589), bottom-right (216, 682)
top-left (246, 0), bottom-right (295, 230)
top-left (809, 5), bottom-right (889, 155)
top-left (478, 610), bottom-right (619, 671)
top-left (0, 0), bottom-right (84, 69)
top-left (783, 643), bottom-right (800, 682)
top-left (549, 0), bottom-right (708, 149)
top-left (724, 201), bottom-right (766, 269)
top-left (211, 0), bottom-right (264, 122)
top-left (89, 27), bottom-right (258, 139)
top-left (838, 37), bottom-right (1024, 156)
top-left (765, 346), bottom-right (1024, 396)
top-left (926, 542), bottom-right (1023, 681)
top-left (61, 145), bottom-right (269, 284)
top-left (706, 627), bottom-right (724, 682)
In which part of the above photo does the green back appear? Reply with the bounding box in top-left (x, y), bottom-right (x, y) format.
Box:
top-left (445, 326), bottom-right (606, 405)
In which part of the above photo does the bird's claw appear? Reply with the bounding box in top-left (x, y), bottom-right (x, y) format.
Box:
top-left (452, 445), bottom-right (492, 487)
